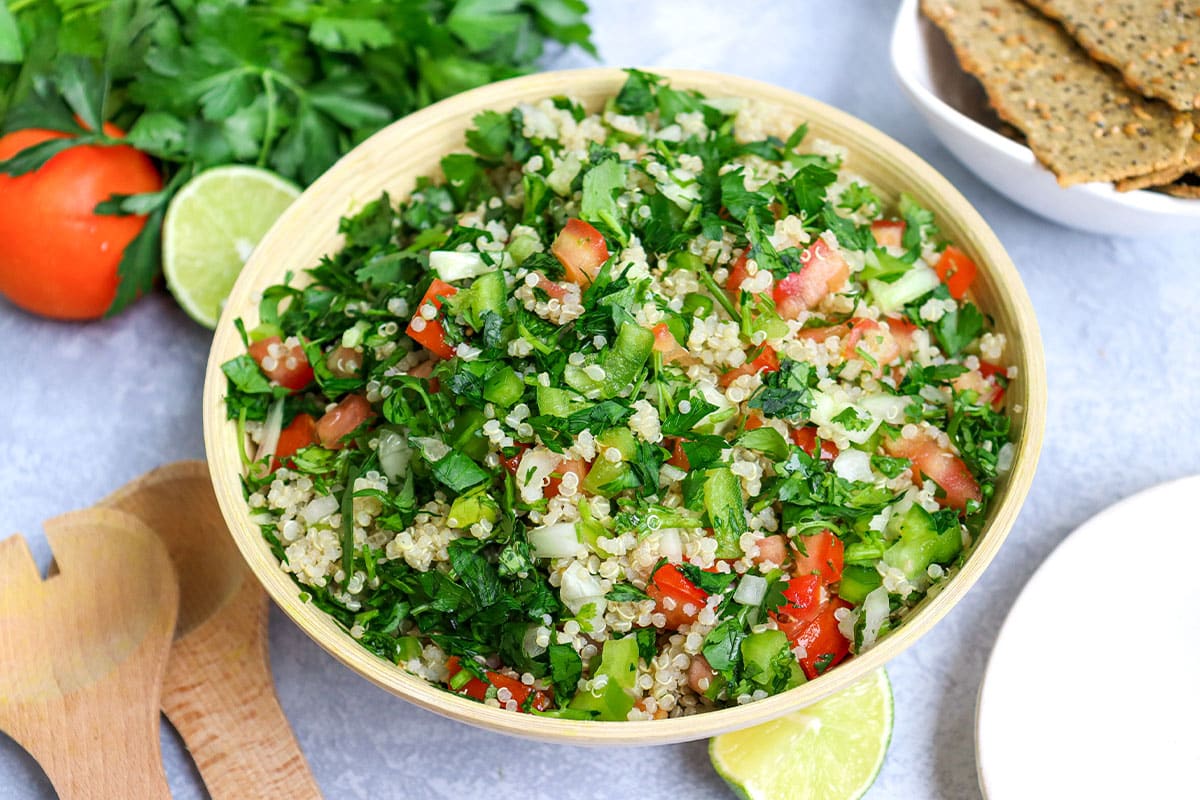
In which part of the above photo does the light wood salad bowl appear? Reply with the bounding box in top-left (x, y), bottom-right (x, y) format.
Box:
top-left (202, 68), bottom-right (1046, 745)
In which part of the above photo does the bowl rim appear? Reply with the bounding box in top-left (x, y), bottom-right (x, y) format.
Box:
top-left (202, 66), bottom-right (1047, 745)
top-left (889, 0), bottom-right (1200, 218)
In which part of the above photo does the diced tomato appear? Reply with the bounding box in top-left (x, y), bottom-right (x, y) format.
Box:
top-left (781, 573), bottom-right (825, 614)
top-left (790, 426), bottom-right (838, 461)
top-left (272, 413), bottom-right (318, 471)
top-left (953, 367), bottom-right (1005, 411)
top-left (979, 361), bottom-right (1007, 409)
top-left (884, 431), bottom-right (982, 512)
top-left (793, 599), bottom-right (852, 679)
top-left (724, 251), bottom-right (774, 300)
top-left (406, 279), bottom-right (459, 360)
top-left (667, 437), bottom-right (691, 470)
top-left (870, 219), bottom-right (906, 249)
top-left (545, 458), bottom-right (588, 498)
top-left (744, 414), bottom-right (766, 431)
top-left (533, 273), bottom-right (569, 301)
top-left (325, 345), bottom-right (363, 378)
top-left (718, 344), bottom-right (779, 388)
top-left (315, 394), bottom-right (374, 449)
top-left (651, 322), bottom-right (694, 365)
top-left (792, 530), bottom-right (844, 584)
top-left (687, 654), bottom-right (717, 696)
top-left (551, 218), bottom-right (609, 285)
top-left (773, 239), bottom-right (850, 319)
top-left (501, 443), bottom-right (531, 475)
top-left (248, 336), bottom-right (314, 392)
top-left (886, 316), bottom-right (919, 359)
top-left (446, 657), bottom-right (551, 712)
top-left (753, 534), bottom-right (789, 567)
top-left (934, 245), bottom-right (977, 300)
top-left (647, 563), bottom-right (709, 629)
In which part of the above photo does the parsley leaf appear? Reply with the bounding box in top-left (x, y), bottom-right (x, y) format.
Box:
top-left (934, 302), bottom-right (985, 357)
top-left (606, 583), bottom-right (651, 602)
top-left (748, 359), bottom-right (816, 420)
top-left (580, 158), bottom-right (628, 243)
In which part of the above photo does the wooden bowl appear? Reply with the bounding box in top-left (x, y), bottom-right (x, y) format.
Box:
top-left (202, 68), bottom-right (1046, 745)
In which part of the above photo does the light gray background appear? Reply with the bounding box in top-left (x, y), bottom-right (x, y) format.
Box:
top-left (3, 1), bottom-right (1198, 797)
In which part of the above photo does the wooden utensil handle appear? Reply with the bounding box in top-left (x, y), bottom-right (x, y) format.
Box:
top-left (164, 678), bottom-right (321, 800)
top-left (17, 696), bottom-right (172, 800)
top-left (162, 597), bottom-right (322, 800)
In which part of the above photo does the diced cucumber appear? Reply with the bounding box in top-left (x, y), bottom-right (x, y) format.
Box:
top-left (395, 636), bottom-right (424, 663)
top-left (837, 564), bottom-right (883, 604)
top-left (867, 263), bottom-right (940, 314)
top-left (582, 428), bottom-right (638, 497)
top-left (704, 467), bottom-right (745, 559)
top-left (482, 365), bottom-right (524, 408)
top-left (569, 637), bottom-right (639, 720)
top-left (882, 504), bottom-right (963, 581)
top-left (564, 321), bottom-right (654, 399)
top-left (447, 408), bottom-right (488, 460)
top-left (536, 385), bottom-right (591, 417)
top-left (740, 630), bottom-right (806, 691)
top-left (447, 488), bottom-right (500, 529)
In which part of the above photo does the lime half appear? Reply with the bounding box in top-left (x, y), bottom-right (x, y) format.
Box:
top-left (710, 669), bottom-right (893, 800)
top-left (163, 165), bottom-right (300, 328)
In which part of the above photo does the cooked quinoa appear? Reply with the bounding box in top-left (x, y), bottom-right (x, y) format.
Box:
top-left (223, 70), bottom-right (1015, 720)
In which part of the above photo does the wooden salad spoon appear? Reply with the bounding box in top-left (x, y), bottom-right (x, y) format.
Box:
top-left (0, 508), bottom-right (178, 799)
top-left (101, 460), bottom-right (322, 800)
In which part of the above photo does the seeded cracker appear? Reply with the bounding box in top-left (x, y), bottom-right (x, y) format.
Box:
top-left (1024, 0), bottom-right (1200, 112)
top-left (1115, 135), bottom-right (1200, 192)
top-left (921, 0), bottom-right (1193, 186)
top-left (1162, 174), bottom-right (1200, 197)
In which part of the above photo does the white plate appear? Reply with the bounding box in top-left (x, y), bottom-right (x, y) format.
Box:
top-left (891, 0), bottom-right (1200, 235)
top-left (976, 477), bottom-right (1200, 799)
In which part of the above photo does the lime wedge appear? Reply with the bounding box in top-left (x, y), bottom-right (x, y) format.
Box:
top-left (710, 669), bottom-right (893, 800)
top-left (163, 165), bottom-right (300, 328)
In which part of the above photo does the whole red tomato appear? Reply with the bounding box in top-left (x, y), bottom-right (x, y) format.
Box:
top-left (0, 124), bottom-right (162, 320)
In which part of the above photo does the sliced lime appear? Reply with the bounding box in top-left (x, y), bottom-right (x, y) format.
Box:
top-left (163, 165), bottom-right (300, 328)
top-left (710, 669), bottom-right (893, 800)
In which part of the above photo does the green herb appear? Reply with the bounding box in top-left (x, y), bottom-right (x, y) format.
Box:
top-left (748, 359), bottom-right (816, 420)
top-left (0, 0), bottom-right (594, 316)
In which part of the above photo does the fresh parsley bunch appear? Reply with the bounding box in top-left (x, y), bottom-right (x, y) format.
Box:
top-left (0, 0), bottom-right (594, 315)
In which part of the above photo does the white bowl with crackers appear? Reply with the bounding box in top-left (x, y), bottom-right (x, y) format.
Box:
top-left (892, 0), bottom-right (1200, 236)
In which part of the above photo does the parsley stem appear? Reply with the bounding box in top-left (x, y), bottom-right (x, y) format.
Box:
top-left (698, 269), bottom-right (738, 320)
top-left (340, 462), bottom-right (363, 586)
top-left (259, 71), bottom-right (279, 168)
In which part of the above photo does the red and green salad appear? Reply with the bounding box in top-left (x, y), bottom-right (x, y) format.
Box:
top-left (222, 70), bottom-right (1015, 720)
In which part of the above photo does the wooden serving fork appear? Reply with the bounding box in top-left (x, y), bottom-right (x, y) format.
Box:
top-left (0, 508), bottom-right (178, 799)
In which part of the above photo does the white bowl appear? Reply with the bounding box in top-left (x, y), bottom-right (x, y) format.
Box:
top-left (891, 0), bottom-right (1200, 235)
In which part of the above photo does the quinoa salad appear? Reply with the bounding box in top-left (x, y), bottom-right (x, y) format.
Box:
top-left (222, 70), bottom-right (1015, 720)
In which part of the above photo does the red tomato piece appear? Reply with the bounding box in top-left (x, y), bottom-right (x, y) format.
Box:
top-left (752, 534), bottom-right (789, 567)
top-left (790, 426), bottom-right (839, 461)
top-left (886, 316), bottom-right (919, 359)
top-left (793, 599), bottom-right (852, 679)
top-left (719, 344), bottom-right (779, 388)
top-left (545, 458), bottom-right (588, 498)
top-left (325, 345), bottom-right (363, 378)
top-left (744, 414), bottom-right (766, 432)
top-left (773, 239), bottom-right (850, 318)
top-left (651, 322), bottom-right (695, 365)
top-left (934, 246), bottom-right (978, 300)
top-left (315, 394), bottom-right (374, 449)
top-left (533, 273), bottom-right (569, 301)
top-left (781, 573), bottom-right (825, 613)
top-left (500, 443), bottom-right (531, 475)
top-left (647, 563), bottom-right (709, 629)
top-left (667, 438), bottom-right (691, 470)
top-left (249, 336), bottom-right (315, 392)
top-left (445, 657), bottom-right (552, 712)
top-left (792, 530), bottom-right (844, 584)
top-left (551, 218), bottom-right (609, 285)
top-left (725, 252), bottom-right (751, 295)
top-left (406, 279), bottom-right (459, 360)
top-left (884, 431), bottom-right (982, 512)
top-left (870, 219), bottom-right (906, 249)
top-left (272, 413), bottom-right (318, 471)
